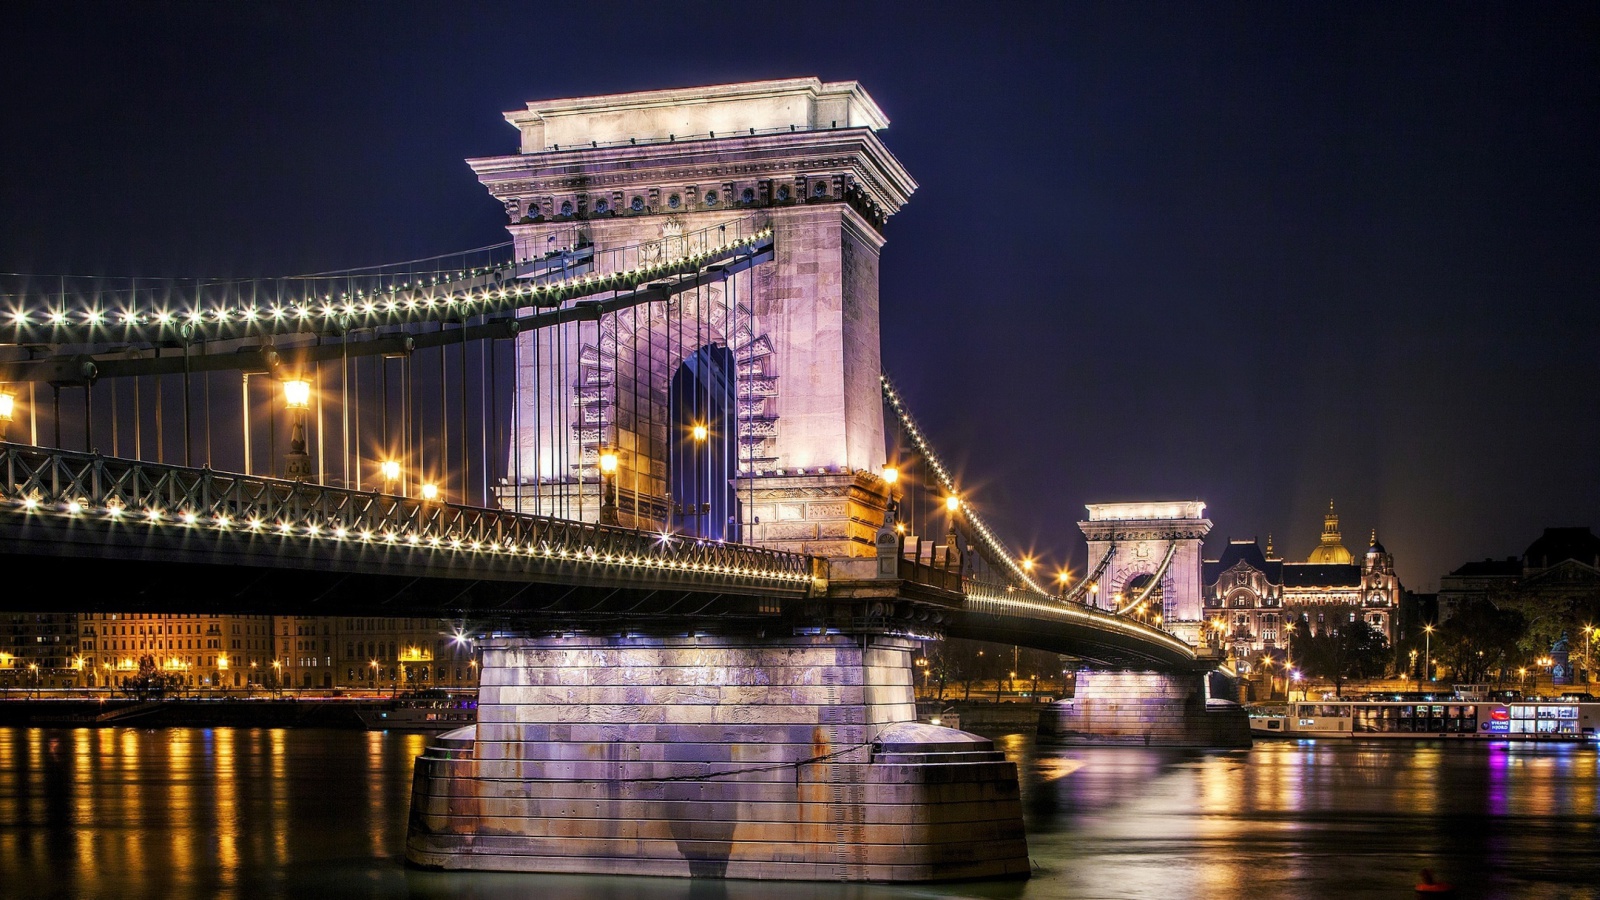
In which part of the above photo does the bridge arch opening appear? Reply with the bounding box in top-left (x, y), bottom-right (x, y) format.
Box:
top-left (668, 344), bottom-right (740, 540)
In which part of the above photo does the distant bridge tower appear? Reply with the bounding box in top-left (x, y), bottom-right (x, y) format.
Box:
top-left (469, 79), bottom-right (917, 558)
top-left (1080, 501), bottom-right (1212, 645)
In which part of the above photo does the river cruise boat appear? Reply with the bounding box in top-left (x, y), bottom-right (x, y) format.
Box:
top-left (356, 691), bottom-right (477, 731)
top-left (1249, 697), bottom-right (1600, 741)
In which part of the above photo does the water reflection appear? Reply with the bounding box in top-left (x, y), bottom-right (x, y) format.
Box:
top-left (0, 727), bottom-right (1596, 899)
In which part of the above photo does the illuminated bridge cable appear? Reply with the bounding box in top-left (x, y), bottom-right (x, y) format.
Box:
top-left (879, 373), bottom-right (1046, 594)
top-left (1066, 544), bottom-right (1117, 605)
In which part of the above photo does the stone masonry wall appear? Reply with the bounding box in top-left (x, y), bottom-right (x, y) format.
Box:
top-left (407, 632), bottom-right (1029, 881)
top-left (1042, 668), bottom-right (1251, 748)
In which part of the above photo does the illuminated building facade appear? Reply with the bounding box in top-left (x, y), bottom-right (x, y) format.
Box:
top-left (78, 612), bottom-right (274, 689)
top-left (0, 613), bottom-right (78, 689)
top-left (1203, 502), bottom-right (1401, 661)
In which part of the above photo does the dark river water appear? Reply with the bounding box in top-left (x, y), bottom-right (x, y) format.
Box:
top-left (1, 726), bottom-right (1597, 899)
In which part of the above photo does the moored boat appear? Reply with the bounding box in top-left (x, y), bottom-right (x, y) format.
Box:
top-left (1249, 696), bottom-right (1599, 741)
top-left (356, 690), bottom-right (477, 731)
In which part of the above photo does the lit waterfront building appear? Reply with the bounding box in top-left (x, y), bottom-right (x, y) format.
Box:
top-left (1203, 501), bottom-right (1401, 663)
top-left (0, 613), bottom-right (78, 689)
top-left (276, 616), bottom-right (476, 691)
top-left (78, 612), bottom-right (274, 690)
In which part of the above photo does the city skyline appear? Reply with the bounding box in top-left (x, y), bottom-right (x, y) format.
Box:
top-left (3, 3), bottom-right (1596, 590)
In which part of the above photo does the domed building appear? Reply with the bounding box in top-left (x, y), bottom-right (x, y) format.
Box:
top-left (1305, 501), bottom-right (1354, 565)
top-left (1202, 501), bottom-right (1401, 662)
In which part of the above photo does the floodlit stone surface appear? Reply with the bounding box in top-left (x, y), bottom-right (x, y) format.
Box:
top-left (472, 78), bottom-right (916, 556)
top-left (1042, 668), bottom-right (1251, 748)
top-left (406, 632), bottom-right (1030, 881)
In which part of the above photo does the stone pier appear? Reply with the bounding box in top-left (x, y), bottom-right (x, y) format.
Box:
top-left (406, 632), bottom-right (1029, 881)
top-left (1041, 668), bottom-right (1251, 747)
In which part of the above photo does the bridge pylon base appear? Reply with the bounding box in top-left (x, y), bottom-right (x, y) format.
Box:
top-left (405, 632), bottom-right (1030, 882)
top-left (1042, 668), bottom-right (1251, 748)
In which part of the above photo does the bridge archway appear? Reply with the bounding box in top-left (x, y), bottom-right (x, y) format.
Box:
top-left (669, 343), bottom-right (740, 540)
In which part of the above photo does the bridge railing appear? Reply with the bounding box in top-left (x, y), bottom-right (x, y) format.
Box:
top-left (0, 443), bottom-right (812, 587)
top-left (0, 217), bottom-right (773, 348)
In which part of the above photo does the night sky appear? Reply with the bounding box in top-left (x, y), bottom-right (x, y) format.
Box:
top-left (3, 2), bottom-right (1597, 590)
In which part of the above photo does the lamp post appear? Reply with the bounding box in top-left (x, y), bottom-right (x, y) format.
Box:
top-left (1056, 570), bottom-right (1071, 599)
top-left (282, 378), bottom-right (313, 480)
top-left (689, 423), bottom-right (708, 537)
top-left (1423, 624), bottom-right (1434, 685)
top-left (380, 459), bottom-right (401, 493)
top-left (943, 494), bottom-right (962, 574)
top-left (598, 446), bottom-right (619, 526)
top-left (1582, 624), bottom-right (1595, 689)
top-left (0, 387), bottom-right (14, 441)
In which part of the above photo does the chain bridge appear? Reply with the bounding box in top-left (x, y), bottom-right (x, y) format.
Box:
top-left (0, 78), bottom-right (1244, 882)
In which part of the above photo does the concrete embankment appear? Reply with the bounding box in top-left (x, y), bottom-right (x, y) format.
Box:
top-left (0, 698), bottom-right (376, 728)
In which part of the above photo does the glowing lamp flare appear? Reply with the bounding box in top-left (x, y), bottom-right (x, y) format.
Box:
top-left (282, 379), bottom-right (312, 410)
top-left (944, 495), bottom-right (960, 512)
top-left (380, 460), bottom-right (401, 482)
top-left (598, 449), bottom-right (619, 475)
top-left (691, 423), bottom-right (708, 442)
top-left (880, 465), bottom-right (899, 484)
top-left (420, 483), bottom-right (439, 501)
top-left (0, 390), bottom-right (14, 423)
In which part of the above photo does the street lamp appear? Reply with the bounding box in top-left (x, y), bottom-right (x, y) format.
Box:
top-left (282, 378), bottom-right (313, 480)
top-left (1423, 624), bottom-right (1434, 684)
top-left (691, 423), bottom-right (708, 442)
top-left (420, 482), bottom-right (439, 502)
top-left (598, 446), bottom-right (619, 525)
top-left (0, 387), bottom-right (14, 440)
top-left (1056, 570), bottom-right (1071, 599)
top-left (27, 662), bottom-right (39, 699)
top-left (380, 459), bottom-right (401, 489)
top-left (1584, 624), bottom-right (1595, 688)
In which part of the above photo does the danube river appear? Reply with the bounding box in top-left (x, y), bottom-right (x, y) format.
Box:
top-left (1, 727), bottom-right (1597, 899)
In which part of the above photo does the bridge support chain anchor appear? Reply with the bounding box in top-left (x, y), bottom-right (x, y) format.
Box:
top-left (405, 630), bottom-right (1030, 881)
top-left (1040, 667), bottom-right (1251, 748)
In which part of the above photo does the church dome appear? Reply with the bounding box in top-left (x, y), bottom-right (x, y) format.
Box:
top-left (1307, 500), bottom-right (1353, 565)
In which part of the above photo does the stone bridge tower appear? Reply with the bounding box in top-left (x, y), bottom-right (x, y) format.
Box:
top-left (469, 79), bottom-right (917, 559)
top-left (1080, 501), bottom-right (1213, 645)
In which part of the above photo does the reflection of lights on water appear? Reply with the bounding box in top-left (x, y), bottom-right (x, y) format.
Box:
top-left (1036, 758), bottom-right (1087, 782)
